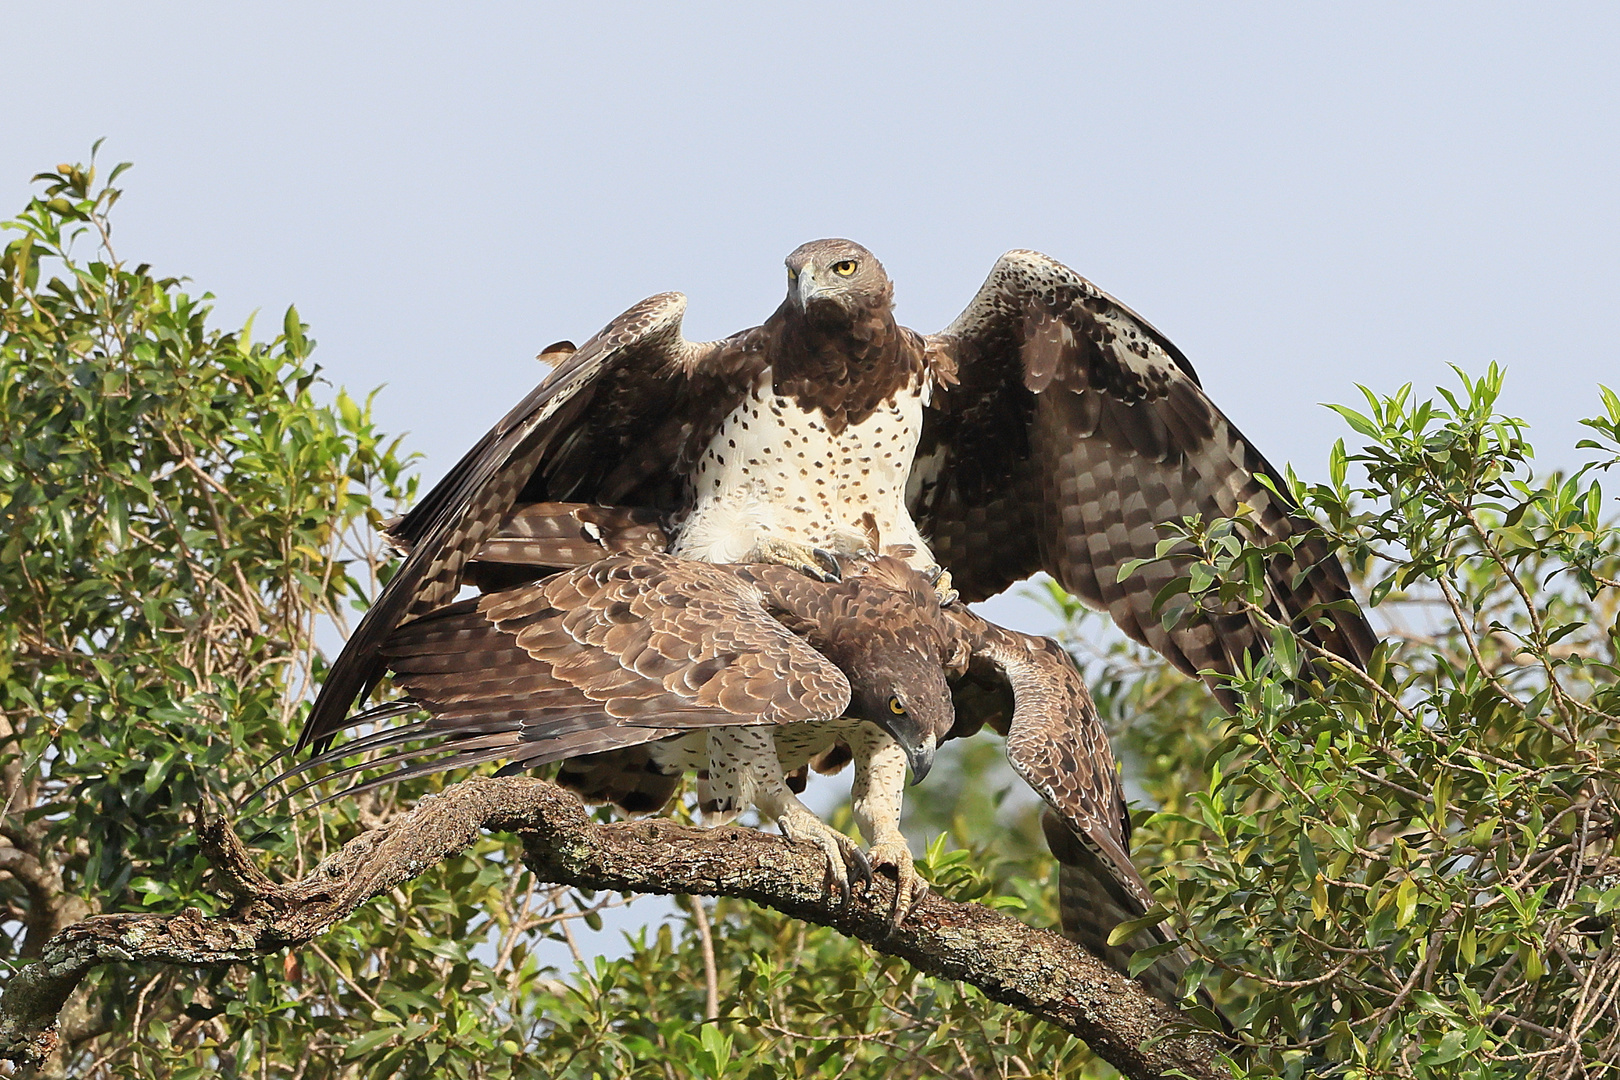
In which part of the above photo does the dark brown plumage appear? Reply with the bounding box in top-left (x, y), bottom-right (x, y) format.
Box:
top-left (770, 243), bottom-right (928, 432)
top-left (912, 251), bottom-right (1377, 707)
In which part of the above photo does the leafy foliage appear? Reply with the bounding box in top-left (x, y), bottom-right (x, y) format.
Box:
top-left (1110, 367), bottom-right (1620, 1076)
top-left (0, 154), bottom-right (1118, 1080)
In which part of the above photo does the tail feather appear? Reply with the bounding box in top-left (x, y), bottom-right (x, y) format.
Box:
top-left (1041, 811), bottom-right (1231, 1031)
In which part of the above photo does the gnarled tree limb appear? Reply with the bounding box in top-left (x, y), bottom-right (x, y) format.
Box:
top-left (0, 776), bottom-right (1230, 1080)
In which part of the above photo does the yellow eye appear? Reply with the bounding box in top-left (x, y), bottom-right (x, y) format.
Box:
top-left (832, 260), bottom-right (857, 276)
top-left (787, 268), bottom-right (798, 282)
top-left (888, 696), bottom-right (906, 715)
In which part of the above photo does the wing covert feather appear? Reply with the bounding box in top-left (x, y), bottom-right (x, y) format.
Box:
top-left (286, 554), bottom-right (852, 796)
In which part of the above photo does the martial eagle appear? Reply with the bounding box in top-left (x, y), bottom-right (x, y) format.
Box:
top-left (295, 239), bottom-right (1374, 902)
top-left (283, 549), bottom-right (960, 908)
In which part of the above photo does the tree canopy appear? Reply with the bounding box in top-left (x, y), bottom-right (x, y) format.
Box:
top-left (2, 153), bottom-right (1617, 1079)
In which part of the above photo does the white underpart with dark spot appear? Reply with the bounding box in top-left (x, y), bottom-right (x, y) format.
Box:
top-left (656, 368), bottom-right (934, 890)
top-left (672, 370), bottom-right (936, 571)
top-left (645, 717), bottom-right (898, 828)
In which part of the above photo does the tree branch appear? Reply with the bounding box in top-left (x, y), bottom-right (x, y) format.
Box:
top-left (0, 776), bottom-right (1229, 1080)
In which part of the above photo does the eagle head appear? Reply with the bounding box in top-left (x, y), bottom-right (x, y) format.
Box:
top-left (825, 565), bottom-right (955, 785)
top-left (784, 239), bottom-right (893, 326)
top-left (844, 641), bottom-right (952, 785)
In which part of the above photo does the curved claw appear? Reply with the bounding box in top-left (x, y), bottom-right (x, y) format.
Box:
top-left (865, 840), bottom-right (929, 927)
top-left (811, 548), bottom-right (843, 581)
top-left (896, 880), bottom-right (929, 925)
top-left (928, 567), bottom-right (960, 607)
top-left (781, 815), bottom-right (870, 907)
top-left (824, 831), bottom-right (874, 910)
top-left (756, 537), bottom-right (843, 583)
top-left (842, 838), bottom-right (873, 894)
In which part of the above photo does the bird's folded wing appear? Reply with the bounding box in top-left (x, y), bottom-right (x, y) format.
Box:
top-left (285, 553), bottom-right (852, 797)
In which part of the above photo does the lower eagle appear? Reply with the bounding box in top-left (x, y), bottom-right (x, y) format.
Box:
top-left (279, 508), bottom-right (1188, 1001)
top-left (282, 543), bottom-right (957, 910)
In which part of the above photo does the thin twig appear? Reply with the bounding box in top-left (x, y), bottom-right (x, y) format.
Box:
top-left (686, 894), bottom-right (720, 1020)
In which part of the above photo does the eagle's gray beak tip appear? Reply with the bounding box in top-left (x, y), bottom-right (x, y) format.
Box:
top-left (794, 266), bottom-right (830, 310)
top-left (907, 737), bottom-right (937, 786)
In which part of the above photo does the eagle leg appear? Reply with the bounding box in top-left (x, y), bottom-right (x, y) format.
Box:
top-left (848, 725), bottom-right (929, 925)
top-left (712, 727), bottom-right (870, 905)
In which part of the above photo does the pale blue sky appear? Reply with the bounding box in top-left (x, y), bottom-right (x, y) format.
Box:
top-left (8, 0), bottom-right (1618, 960)
top-left (9, 4), bottom-right (1616, 481)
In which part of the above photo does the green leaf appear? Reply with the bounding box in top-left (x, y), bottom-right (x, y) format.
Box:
top-left (1324, 403), bottom-right (1382, 439)
top-left (1107, 905), bottom-right (1171, 946)
top-left (1395, 876), bottom-right (1419, 929)
top-left (343, 1028), bottom-right (400, 1059)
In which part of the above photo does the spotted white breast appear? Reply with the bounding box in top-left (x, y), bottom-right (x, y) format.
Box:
top-left (671, 370), bottom-right (935, 568)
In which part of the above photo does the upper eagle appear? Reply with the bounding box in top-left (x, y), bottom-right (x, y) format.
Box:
top-left (298, 239), bottom-right (1376, 753)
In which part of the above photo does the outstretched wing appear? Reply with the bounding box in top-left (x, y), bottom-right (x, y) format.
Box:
top-left (282, 553), bottom-right (851, 798)
top-left (298, 296), bottom-right (767, 753)
top-left (915, 251), bottom-right (1376, 701)
top-left (945, 608), bottom-right (1202, 1009)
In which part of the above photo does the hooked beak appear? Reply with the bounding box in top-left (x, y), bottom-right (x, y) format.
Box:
top-left (794, 265), bottom-right (829, 310)
top-left (906, 733), bottom-right (937, 786)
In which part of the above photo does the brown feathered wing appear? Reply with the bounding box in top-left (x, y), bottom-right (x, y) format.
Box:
top-left (284, 553), bottom-right (851, 798)
top-left (915, 250), bottom-right (1377, 703)
top-left (943, 608), bottom-right (1204, 1008)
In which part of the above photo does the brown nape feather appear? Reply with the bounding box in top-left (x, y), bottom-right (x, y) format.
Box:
top-left (767, 239), bottom-right (929, 434)
top-left (944, 656), bottom-right (1015, 740)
